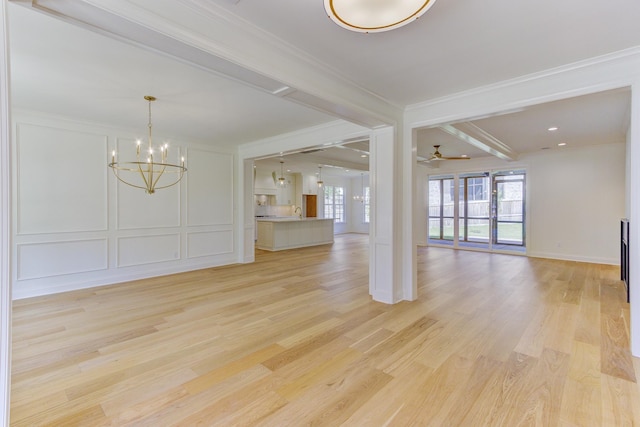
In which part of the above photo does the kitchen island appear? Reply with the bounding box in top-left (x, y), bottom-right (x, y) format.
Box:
top-left (256, 218), bottom-right (334, 251)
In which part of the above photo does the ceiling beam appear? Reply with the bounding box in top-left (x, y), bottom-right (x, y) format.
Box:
top-left (292, 152), bottom-right (368, 172)
top-left (25, 0), bottom-right (401, 129)
top-left (438, 122), bottom-right (518, 161)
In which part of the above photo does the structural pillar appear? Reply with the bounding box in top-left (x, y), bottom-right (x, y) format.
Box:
top-left (0, 1), bottom-right (12, 423)
top-left (369, 126), bottom-right (404, 303)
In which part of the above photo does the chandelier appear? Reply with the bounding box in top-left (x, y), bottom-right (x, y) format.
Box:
top-left (108, 96), bottom-right (186, 194)
top-left (324, 0), bottom-right (437, 33)
top-left (317, 165), bottom-right (324, 188)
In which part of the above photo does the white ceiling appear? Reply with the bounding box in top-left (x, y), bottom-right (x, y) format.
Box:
top-left (7, 0), bottom-right (638, 175)
top-left (215, 0), bottom-right (640, 105)
top-left (8, 3), bottom-right (336, 147)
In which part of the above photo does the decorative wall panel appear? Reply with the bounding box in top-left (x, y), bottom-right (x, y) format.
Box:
top-left (187, 230), bottom-right (233, 258)
top-left (17, 239), bottom-right (108, 280)
top-left (16, 123), bottom-right (107, 234)
top-left (187, 149), bottom-right (233, 226)
top-left (115, 137), bottom-right (181, 229)
top-left (117, 233), bottom-right (180, 267)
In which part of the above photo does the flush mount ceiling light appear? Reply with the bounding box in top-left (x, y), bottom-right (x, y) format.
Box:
top-left (109, 96), bottom-right (186, 194)
top-left (324, 0), bottom-right (437, 33)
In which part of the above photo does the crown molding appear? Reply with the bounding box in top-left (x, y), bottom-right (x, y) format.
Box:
top-left (405, 46), bottom-right (640, 128)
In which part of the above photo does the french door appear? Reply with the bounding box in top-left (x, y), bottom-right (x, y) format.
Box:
top-left (459, 173), bottom-right (491, 248)
top-left (428, 177), bottom-right (455, 242)
top-left (428, 170), bottom-right (526, 252)
top-left (492, 172), bottom-right (525, 247)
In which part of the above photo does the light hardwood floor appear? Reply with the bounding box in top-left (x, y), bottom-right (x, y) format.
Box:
top-left (10, 234), bottom-right (640, 426)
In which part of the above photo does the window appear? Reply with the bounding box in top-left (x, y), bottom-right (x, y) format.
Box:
top-left (428, 177), bottom-right (455, 241)
top-left (465, 177), bottom-right (488, 201)
top-left (459, 175), bottom-right (490, 245)
top-left (363, 186), bottom-right (370, 223)
top-left (324, 185), bottom-right (345, 223)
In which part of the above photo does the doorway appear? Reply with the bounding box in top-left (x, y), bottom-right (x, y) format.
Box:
top-left (304, 194), bottom-right (317, 217)
top-left (492, 172), bottom-right (526, 249)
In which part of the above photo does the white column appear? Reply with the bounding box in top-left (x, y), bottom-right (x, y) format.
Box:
top-left (401, 126), bottom-right (417, 300)
top-left (238, 158), bottom-right (255, 264)
top-left (630, 81), bottom-right (640, 357)
top-left (0, 0), bottom-right (12, 423)
top-left (370, 126), bottom-right (403, 303)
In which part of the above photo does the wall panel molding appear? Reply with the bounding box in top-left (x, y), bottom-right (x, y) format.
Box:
top-left (115, 137), bottom-right (182, 230)
top-left (186, 148), bottom-right (234, 227)
top-left (187, 230), bottom-right (233, 258)
top-left (15, 122), bottom-right (108, 235)
top-left (117, 233), bottom-right (181, 268)
top-left (17, 238), bottom-right (108, 280)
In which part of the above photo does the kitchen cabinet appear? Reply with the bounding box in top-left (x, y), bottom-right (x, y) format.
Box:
top-left (254, 167), bottom-right (277, 195)
top-left (275, 173), bottom-right (296, 205)
top-left (256, 218), bottom-right (334, 251)
top-left (302, 174), bottom-right (318, 195)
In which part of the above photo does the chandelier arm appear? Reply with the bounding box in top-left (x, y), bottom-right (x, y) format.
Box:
top-left (150, 164), bottom-right (167, 191)
top-left (110, 167), bottom-right (150, 191)
top-left (137, 161), bottom-right (152, 193)
top-left (152, 169), bottom-right (186, 190)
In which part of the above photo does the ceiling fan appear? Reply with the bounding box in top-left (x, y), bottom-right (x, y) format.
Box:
top-left (425, 145), bottom-right (470, 162)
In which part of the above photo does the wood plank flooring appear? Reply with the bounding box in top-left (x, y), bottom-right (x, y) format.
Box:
top-left (10, 234), bottom-right (640, 426)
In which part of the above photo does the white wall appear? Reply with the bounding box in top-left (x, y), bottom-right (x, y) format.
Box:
top-left (12, 112), bottom-right (237, 299)
top-left (349, 174), bottom-right (370, 234)
top-left (420, 142), bottom-right (626, 264)
top-left (526, 144), bottom-right (625, 264)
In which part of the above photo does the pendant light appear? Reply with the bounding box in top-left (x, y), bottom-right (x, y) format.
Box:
top-left (317, 165), bottom-right (324, 188)
top-left (278, 160), bottom-right (286, 186)
top-left (108, 96), bottom-right (186, 194)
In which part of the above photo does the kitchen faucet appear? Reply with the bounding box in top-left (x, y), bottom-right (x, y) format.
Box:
top-left (294, 206), bottom-right (302, 218)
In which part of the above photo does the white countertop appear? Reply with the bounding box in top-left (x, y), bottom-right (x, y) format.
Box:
top-left (256, 217), bottom-right (333, 222)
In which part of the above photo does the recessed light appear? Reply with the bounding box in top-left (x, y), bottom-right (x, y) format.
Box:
top-left (345, 170), bottom-right (350, 172)
top-left (461, 154), bottom-right (468, 158)
top-left (360, 154), bottom-right (368, 158)
top-left (558, 142), bottom-right (567, 146)
top-left (548, 126), bottom-right (558, 131)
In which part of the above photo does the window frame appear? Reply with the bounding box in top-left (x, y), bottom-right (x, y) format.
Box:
top-left (323, 185), bottom-right (345, 224)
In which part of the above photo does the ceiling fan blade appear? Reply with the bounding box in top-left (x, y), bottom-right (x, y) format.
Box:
top-left (440, 156), bottom-right (470, 160)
